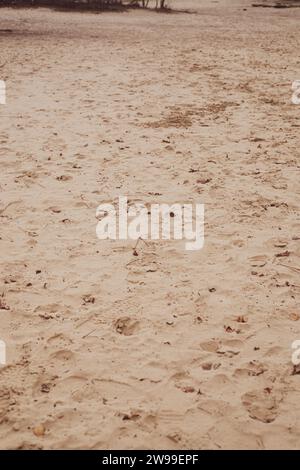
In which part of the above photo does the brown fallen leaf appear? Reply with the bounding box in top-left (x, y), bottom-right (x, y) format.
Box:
top-left (40, 383), bottom-right (51, 393)
top-left (82, 294), bottom-right (95, 305)
top-left (236, 315), bottom-right (247, 323)
top-left (122, 412), bottom-right (140, 421)
top-left (0, 298), bottom-right (10, 310)
top-left (225, 325), bottom-right (234, 333)
top-left (33, 424), bottom-right (45, 437)
top-left (289, 313), bottom-right (300, 321)
top-left (181, 386), bottom-right (195, 393)
top-left (197, 178), bottom-right (212, 184)
top-left (275, 251), bottom-right (290, 258)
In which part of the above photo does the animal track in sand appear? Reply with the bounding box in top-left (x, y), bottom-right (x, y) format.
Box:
top-left (200, 339), bottom-right (243, 358)
top-left (71, 383), bottom-right (101, 403)
top-left (49, 375), bottom-right (89, 401)
top-left (32, 374), bottom-right (58, 396)
top-left (34, 303), bottom-right (61, 316)
top-left (198, 399), bottom-right (232, 418)
top-left (242, 389), bottom-right (282, 424)
top-left (200, 340), bottom-right (219, 353)
top-left (205, 373), bottom-right (232, 389)
top-left (114, 317), bottom-right (140, 336)
top-left (170, 370), bottom-right (190, 381)
top-left (234, 361), bottom-right (267, 378)
top-left (50, 349), bottom-right (75, 364)
top-left (217, 340), bottom-right (243, 357)
top-left (47, 333), bottom-right (73, 347)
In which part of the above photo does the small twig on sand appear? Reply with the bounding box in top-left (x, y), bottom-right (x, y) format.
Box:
top-left (133, 236), bottom-right (149, 256)
top-left (0, 201), bottom-right (20, 216)
top-left (126, 258), bottom-right (139, 267)
top-left (82, 328), bottom-right (97, 339)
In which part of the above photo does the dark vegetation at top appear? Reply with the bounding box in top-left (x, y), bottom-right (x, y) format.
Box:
top-left (0, 0), bottom-right (170, 11)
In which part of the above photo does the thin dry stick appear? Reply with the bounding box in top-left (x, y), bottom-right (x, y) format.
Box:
top-left (0, 201), bottom-right (20, 216)
top-left (76, 315), bottom-right (94, 329)
top-left (126, 258), bottom-right (139, 267)
top-left (134, 236), bottom-right (149, 250)
top-left (82, 328), bottom-right (97, 339)
top-left (132, 236), bottom-right (150, 256)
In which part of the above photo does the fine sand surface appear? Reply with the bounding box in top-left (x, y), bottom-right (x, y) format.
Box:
top-left (0, 0), bottom-right (300, 450)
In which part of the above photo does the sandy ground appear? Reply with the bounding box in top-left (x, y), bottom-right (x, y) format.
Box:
top-left (0, 0), bottom-right (300, 450)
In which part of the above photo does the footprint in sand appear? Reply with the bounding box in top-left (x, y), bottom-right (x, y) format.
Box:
top-left (200, 339), bottom-right (243, 358)
top-left (248, 255), bottom-right (268, 268)
top-left (242, 389), bottom-right (282, 424)
top-left (198, 399), bottom-right (232, 418)
top-left (234, 361), bottom-right (267, 378)
top-left (114, 317), bottom-right (140, 336)
top-left (200, 340), bottom-right (219, 353)
top-left (49, 349), bottom-right (76, 368)
top-left (47, 333), bottom-right (73, 347)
